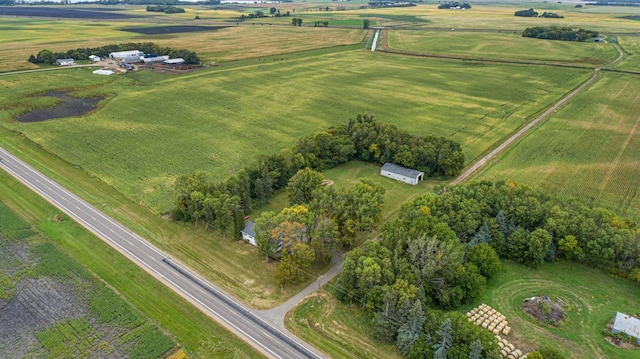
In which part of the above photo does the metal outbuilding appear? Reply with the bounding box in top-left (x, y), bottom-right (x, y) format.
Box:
top-left (163, 58), bottom-right (185, 66)
top-left (380, 163), bottom-right (424, 185)
top-left (612, 312), bottom-right (640, 344)
top-left (56, 58), bottom-right (75, 66)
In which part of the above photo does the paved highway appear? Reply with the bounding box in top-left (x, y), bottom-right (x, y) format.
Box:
top-left (0, 147), bottom-right (325, 359)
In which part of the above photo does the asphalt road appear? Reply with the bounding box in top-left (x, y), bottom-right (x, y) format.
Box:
top-left (0, 146), bottom-right (325, 359)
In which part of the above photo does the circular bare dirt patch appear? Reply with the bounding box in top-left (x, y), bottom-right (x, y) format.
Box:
top-left (522, 295), bottom-right (566, 326)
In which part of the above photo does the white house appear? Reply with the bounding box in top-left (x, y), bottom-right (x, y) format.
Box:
top-left (56, 58), bottom-right (75, 66)
top-left (612, 312), bottom-right (640, 344)
top-left (163, 58), bottom-right (185, 66)
top-left (380, 163), bottom-right (424, 185)
top-left (88, 55), bottom-right (100, 62)
top-left (241, 221), bottom-right (257, 246)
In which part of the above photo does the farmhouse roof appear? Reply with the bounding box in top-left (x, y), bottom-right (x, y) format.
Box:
top-left (613, 312), bottom-right (640, 339)
top-left (242, 221), bottom-right (256, 237)
top-left (381, 163), bottom-right (423, 178)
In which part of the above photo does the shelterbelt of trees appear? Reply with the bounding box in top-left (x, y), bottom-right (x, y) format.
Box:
top-left (334, 180), bottom-right (640, 357)
top-left (172, 114), bottom-right (464, 231)
top-left (522, 26), bottom-right (598, 42)
top-left (28, 42), bottom-right (200, 65)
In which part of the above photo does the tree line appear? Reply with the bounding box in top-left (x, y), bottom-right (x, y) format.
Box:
top-left (515, 8), bottom-right (563, 18)
top-left (438, 1), bottom-right (472, 9)
top-left (172, 114), bottom-right (464, 233)
top-left (146, 5), bottom-right (185, 12)
top-left (522, 26), bottom-right (598, 42)
top-left (333, 180), bottom-right (640, 356)
top-left (27, 42), bottom-right (200, 65)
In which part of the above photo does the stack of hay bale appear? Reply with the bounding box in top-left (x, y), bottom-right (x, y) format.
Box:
top-left (465, 303), bottom-right (511, 335)
top-left (495, 335), bottom-right (525, 359)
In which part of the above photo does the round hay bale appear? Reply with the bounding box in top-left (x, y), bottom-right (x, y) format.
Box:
top-left (466, 312), bottom-right (472, 318)
top-left (503, 345), bottom-right (512, 354)
top-left (481, 322), bottom-right (488, 329)
top-left (503, 326), bottom-right (511, 335)
top-left (495, 335), bottom-right (502, 341)
top-left (488, 325), bottom-right (495, 331)
top-left (498, 342), bottom-right (504, 349)
top-left (513, 349), bottom-right (522, 356)
top-left (507, 354), bottom-right (516, 359)
top-left (501, 349), bottom-right (509, 357)
top-left (483, 313), bottom-right (489, 319)
top-left (508, 343), bottom-right (515, 351)
top-left (492, 328), bottom-right (500, 335)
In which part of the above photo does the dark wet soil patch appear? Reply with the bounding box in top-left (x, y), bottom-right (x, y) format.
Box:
top-left (620, 16), bottom-right (640, 21)
top-left (17, 92), bottom-right (103, 123)
top-left (0, 7), bottom-right (141, 19)
top-left (121, 25), bottom-right (229, 35)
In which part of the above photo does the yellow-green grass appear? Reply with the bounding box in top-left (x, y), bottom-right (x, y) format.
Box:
top-left (461, 261), bottom-right (640, 359)
top-left (0, 16), bottom-right (365, 72)
top-left (0, 125), bottom-right (316, 309)
top-left (387, 30), bottom-right (619, 66)
top-left (0, 56), bottom-right (590, 213)
top-left (0, 167), bottom-right (262, 358)
top-left (615, 35), bottom-right (640, 72)
top-left (474, 72), bottom-right (640, 221)
top-left (285, 291), bottom-right (403, 359)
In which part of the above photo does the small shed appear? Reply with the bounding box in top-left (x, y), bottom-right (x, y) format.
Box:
top-left (88, 55), bottom-right (100, 62)
top-left (380, 163), bottom-right (424, 185)
top-left (56, 58), bottom-right (75, 66)
top-left (241, 221), bottom-right (257, 246)
top-left (163, 58), bottom-right (185, 66)
top-left (612, 312), bottom-right (640, 344)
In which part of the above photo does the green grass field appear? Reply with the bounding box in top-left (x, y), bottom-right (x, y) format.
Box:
top-left (287, 261), bottom-right (640, 359)
top-left (0, 55), bottom-right (590, 213)
top-left (474, 72), bottom-right (640, 221)
top-left (0, 168), bottom-right (262, 358)
top-left (387, 30), bottom-right (619, 66)
top-left (462, 261), bottom-right (640, 359)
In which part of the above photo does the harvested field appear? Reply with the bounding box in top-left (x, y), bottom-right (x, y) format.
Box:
top-left (121, 25), bottom-right (230, 35)
top-left (0, 202), bottom-right (175, 358)
top-left (0, 7), bottom-right (141, 19)
top-left (17, 91), bottom-right (103, 123)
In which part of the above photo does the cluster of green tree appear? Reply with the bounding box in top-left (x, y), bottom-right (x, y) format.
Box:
top-left (522, 26), bottom-right (599, 41)
top-left (172, 115), bottom-right (464, 236)
top-left (514, 8), bottom-right (538, 17)
top-left (28, 42), bottom-right (200, 65)
top-left (268, 7), bottom-right (290, 17)
top-left (291, 17), bottom-right (303, 26)
top-left (438, 1), bottom-right (471, 9)
top-left (145, 5), bottom-right (185, 13)
top-left (344, 114), bottom-right (464, 176)
top-left (363, 19), bottom-right (371, 29)
top-left (313, 21), bottom-right (329, 27)
top-left (255, 171), bottom-right (385, 285)
top-left (540, 12), bottom-right (564, 18)
top-left (240, 10), bottom-right (266, 19)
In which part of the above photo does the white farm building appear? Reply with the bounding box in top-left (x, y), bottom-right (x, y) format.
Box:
top-left (163, 58), bottom-right (185, 66)
top-left (380, 163), bottom-right (424, 185)
top-left (241, 221), bottom-right (257, 246)
top-left (88, 55), bottom-right (100, 62)
top-left (56, 58), bottom-right (75, 66)
top-left (109, 50), bottom-right (143, 63)
top-left (612, 312), bottom-right (640, 344)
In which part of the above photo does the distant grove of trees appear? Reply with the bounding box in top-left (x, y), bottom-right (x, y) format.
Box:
top-left (522, 26), bottom-right (599, 41)
top-left (27, 42), bottom-right (200, 64)
top-left (438, 1), bottom-right (472, 9)
top-left (172, 114), bottom-right (464, 238)
top-left (334, 180), bottom-right (640, 356)
top-left (514, 8), bottom-right (538, 17)
top-left (515, 9), bottom-right (564, 18)
top-left (146, 5), bottom-right (185, 13)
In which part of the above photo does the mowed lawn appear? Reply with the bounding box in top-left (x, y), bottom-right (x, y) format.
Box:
top-left (462, 261), bottom-right (640, 359)
top-left (1, 53), bottom-right (590, 213)
top-left (474, 72), bottom-right (640, 221)
top-left (387, 30), bottom-right (619, 66)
